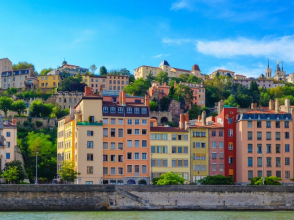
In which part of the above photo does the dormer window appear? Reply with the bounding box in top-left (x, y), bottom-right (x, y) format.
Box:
top-left (110, 107), bottom-right (116, 113)
top-left (134, 108), bottom-right (140, 114)
top-left (141, 108), bottom-right (147, 114)
top-left (118, 107), bottom-right (124, 114)
top-left (103, 107), bottom-right (108, 113)
top-left (127, 107), bottom-right (132, 114)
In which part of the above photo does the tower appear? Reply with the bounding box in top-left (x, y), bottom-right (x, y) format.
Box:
top-left (265, 58), bottom-right (272, 78)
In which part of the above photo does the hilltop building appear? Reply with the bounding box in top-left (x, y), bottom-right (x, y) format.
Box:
top-left (209, 69), bottom-right (235, 79)
top-left (58, 60), bottom-right (89, 76)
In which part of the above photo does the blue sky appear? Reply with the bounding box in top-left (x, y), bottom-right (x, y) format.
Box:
top-left (1, 0), bottom-right (294, 77)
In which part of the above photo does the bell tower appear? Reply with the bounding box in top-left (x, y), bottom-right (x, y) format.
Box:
top-left (265, 58), bottom-right (272, 78)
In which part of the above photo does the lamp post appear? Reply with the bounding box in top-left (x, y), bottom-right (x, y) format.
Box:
top-left (151, 153), bottom-right (153, 184)
top-left (259, 153), bottom-right (264, 185)
top-left (36, 152), bottom-right (39, 184)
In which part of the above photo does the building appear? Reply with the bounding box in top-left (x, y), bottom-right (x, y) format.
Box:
top-left (134, 60), bottom-right (204, 80)
top-left (150, 118), bottom-right (190, 183)
top-left (234, 78), bottom-right (284, 89)
top-left (1, 68), bottom-right (39, 89)
top-left (236, 99), bottom-right (294, 185)
top-left (148, 82), bottom-right (169, 102)
top-left (58, 60), bottom-right (89, 76)
top-left (216, 106), bottom-right (238, 181)
top-left (210, 69), bottom-right (235, 79)
top-left (55, 91), bottom-right (83, 110)
top-left (273, 60), bottom-right (286, 81)
top-left (178, 82), bottom-right (206, 107)
top-left (0, 58), bottom-right (12, 85)
top-left (38, 74), bottom-right (61, 89)
top-left (234, 75), bottom-right (246, 80)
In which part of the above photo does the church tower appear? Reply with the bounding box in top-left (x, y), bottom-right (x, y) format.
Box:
top-left (265, 58), bottom-right (272, 78)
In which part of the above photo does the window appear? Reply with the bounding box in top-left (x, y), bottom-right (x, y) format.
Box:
top-left (87, 154), bottom-right (93, 161)
top-left (248, 171), bottom-right (253, 180)
top-left (219, 142), bottom-right (223, 148)
top-left (201, 132), bottom-right (205, 137)
top-left (196, 165), bottom-right (200, 171)
top-left (228, 129), bottom-right (233, 137)
top-left (266, 144), bottom-right (271, 153)
top-left (248, 131), bottom-right (252, 140)
top-left (212, 153), bottom-right (217, 159)
top-left (228, 118), bottom-right (233, 124)
top-left (276, 121), bottom-right (280, 128)
top-left (276, 144), bottom-right (281, 153)
top-left (103, 142), bottom-right (108, 149)
top-left (87, 141), bottom-right (93, 148)
top-left (135, 140), bottom-right (139, 147)
top-left (103, 167), bottom-right (108, 174)
top-left (276, 157), bottom-right (281, 167)
top-left (127, 119), bottom-right (132, 125)
top-left (163, 160), bottom-right (168, 167)
top-left (257, 121), bottom-right (262, 128)
top-left (151, 159), bottom-right (155, 167)
top-left (219, 163), bottom-right (224, 171)
top-left (103, 128), bottom-right (108, 137)
top-left (172, 146), bottom-right (176, 153)
top-left (134, 108), bottom-right (140, 114)
top-left (103, 107), bottom-right (108, 113)
top-left (87, 131), bottom-right (93, 136)
top-left (7, 142), bottom-right (10, 148)
top-left (127, 140), bottom-right (132, 147)
top-left (266, 132), bottom-right (271, 140)
top-left (219, 131), bottom-right (223, 136)
top-left (172, 134), bottom-right (176, 140)
top-left (157, 159), bottom-right (161, 167)
top-left (135, 153), bottom-right (139, 160)
top-left (248, 157), bottom-right (253, 167)
top-left (267, 171), bottom-right (272, 177)
top-left (6, 132), bottom-right (11, 137)
top-left (6, 153), bottom-right (10, 159)
top-left (127, 129), bottom-right (132, 135)
top-left (212, 142), bottom-right (216, 148)
top-left (178, 160), bottom-right (182, 167)
top-left (151, 146), bottom-right (155, 153)
top-left (111, 142), bottom-right (116, 150)
top-left (142, 153), bottom-right (147, 160)
top-left (248, 121), bottom-right (252, 128)
top-left (111, 128), bottom-right (116, 137)
top-left (127, 153), bottom-right (132, 160)
top-left (163, 134), bottom-right (167, 140)
top-left (127, 107), bottom-right (132, 114)
top-left (285, 132), bottom-right (290, 139)
top-left (87, 166), bottom-right (93, 174)
top-left (184, 146), bottom-right (188, 154)
top-left (118, 143), bottom-right (123, 150)
top-left (285, 121), bottom-right (289, 128)
top-left (276, 132), bottom-right (280, 140)
top-left (172, 160), bottom-right (176, 167)
top-left (248, 144), bottom-right (253, 153)
top-left (157, 146), bottom-right (161, 153)
top-left (257, 157), bottom-right (262, 167)
top-left (142, 165), bottom-right (147, 173)
top-left (157, 134), bottom-right (161, 140)
top-left (285, 144), bottom-right (290, 152)
top-left (118, 108), bottom-right (124, 114)
top-left (103, 155), bottom-right (108, 162)
top-left (276, 171), bottom-right (281, 178)
top-left (257, 170), bottom-right (262, 177)
top-left (142, 119), bottom-right (147, 125)
top-left (196, 142), bottom-right (200, 148)
top-left (212, 131), bottom-right (216, 136)
top-left (178, 134), bottom-right (182, 140)
top-left (118, 129), bottom-right (123, 137)
top-left (229, 157), bottom-right (233, 164)
top-left (151, 134), bottom-right (155, 140)
top-left (257, 144), bottom-right (262, 153)
top-left (111, 118), bottom-right (116, 124)
top-left (201, 165), bottom-right (206, 171)
top-left (285, 157), bottom-right (290, 166)
top-left (135, 129), bottom-right (140, 135)
top-left (212, 164), bottom-right (217, 171)
top-left (184, 134), bottom-right (188, 140)
top-left (285, 171), bottom-right (290, 179)
top-left (266, 157), bottom-right (271, 167)
top-left (118, 119), bottom-right (123, 125)
top-left (257, 132), bottom-right (262, 140)
top-left (228, 144), bottom-right (233, 150)
top-left (127, 165), bottom-right (132, 173)
top-left (135, 119), bottom-right (140, 125)
top-left (110, 155), bottom-right (116, 162)
top-left (266, 121), bottom-right (271, 128)
top-left (163, 146), bottom-right (167, 153)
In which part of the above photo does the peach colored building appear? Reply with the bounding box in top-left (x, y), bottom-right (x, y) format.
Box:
top-left (148, 82), bottom-right (169, 102)
top-left (236, 99), bottom-right (294, 185)
top-left (179, 82), bottom-right (206, 107)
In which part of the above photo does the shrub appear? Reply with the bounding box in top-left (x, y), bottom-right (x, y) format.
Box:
top-left (35, 121), bottom-right (43, 128)
top-left (23, 121), bottom-right (29, 127)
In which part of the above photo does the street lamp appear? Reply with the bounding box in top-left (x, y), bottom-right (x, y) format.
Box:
top-left (259, 153), bottom-right (264, 185)
top-left (151, 153), bottom-right (153, 184)
top-left (36, 152), bottom-right (39, 184)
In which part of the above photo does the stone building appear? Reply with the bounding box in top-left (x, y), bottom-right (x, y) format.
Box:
top-left (55, 91), bottom-right (83, 109)
top-left (58, 60), bottom-right (89, 76)
top-left (0, 58), bottom-right (12, 85)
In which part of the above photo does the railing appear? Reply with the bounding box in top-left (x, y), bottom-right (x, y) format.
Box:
top-left (77, 122), bottom-right (103, 126)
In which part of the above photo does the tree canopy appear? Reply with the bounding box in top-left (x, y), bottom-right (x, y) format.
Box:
top-left (57, 73), bottom-right (86, 92)
top-left (197, 175), bottom-right (234, 185)
top-left (249, 176), bottom-right (282, 185)
top-left (3, 160), bottom-right (27, 183)
top-left (30, 100), bottom-right (54, 117)
top-left (89, 64), bottom-right (97, 74)
top-left (188, 104), bottom-right (201, 120)
top-left (100, 66), bottom-right (107, 76)
top-left (12, 62), bottom-right (35, 70)
top-left (156, 172), bottom-right (185, 185)
top-left (0, 96), bottom-right (14, 117)
top-left (1, 166), bottom-right (19, 184)
top-left (39, 68), bottom-right (53, 75)
top-left (124, 78), bottom-right (149, 96)
top-left (150, 101), bottom-right (158, 111)
top-left (11, 100), bottom-right (27, 116)
top-left (146, 71), bottom-right (155, 87)
top-left (59, 161), bottom-right (80, 183)
top-left (154, 71), bottom-right (169, 85)
top-left (159, 96), bottom-right (171, 111)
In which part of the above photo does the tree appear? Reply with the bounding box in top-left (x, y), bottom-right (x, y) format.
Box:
top-left (30, 100), bottom-right (53, 117)
top-left (224, 94), bottom-right (238, 107)
top-left (1, 166), bottom-right (19, 184)
top-left (59, 161), bottom-right (80, 183)
top-left (249, 81), bottom-right (260, 103)
top-left (187, 75), bottom-right (203, 84)
top-left (155, 71), bottom-right (169, 85)
top-left (0, 96), bottom-right (13, 117)
top-left (150, 101), bottom-right (158, 111)
top-left (11, 100), bottom-right (27, 116)
top-left (100, 66), bottom-right (107, 76)
top-left (156, 172), bottom-right (185, 185)
top-left (249, 176), bottom-right (282, 185)
top-left (188, 104), bottom-right (201, 120)
top-left (89, 64), bottom-right (97, 74)
top-left (3, 87), bottom-right (17, 95)
top-left (124, 78), bottom-right (149, 96)
top-left (165, 121), bottom-right (177, 127)
top-left (57, 75), bottom-right (86, 92)
top-left (40, 68), bottom-right (53, 75)
top-left (178, 74), bottom-right (190, 82)
top-left (159, 97), bottom-right (171, 111)
top-left (129, 75), bottom-right (135, 83)
top-left (12, 62), bottom-right (34, 70)
top-left (146, 71), bottom-right (155, 86)
top-left (119, 68), bottom-right (131, 76)
top-left (210, 112), bottom-right (218, 117)
top-left (201, 107), bottom-right (210, 116)
top-left (197, 175), bottom-right (234, 185)
top-left (259, 92), bottom-right (271, 107)
top-left (4, 161), bottom-right (27, 183)
top-left (175, 84), bottom-right (193, 106)
top-left (51, 105), bottom-right (69, 119)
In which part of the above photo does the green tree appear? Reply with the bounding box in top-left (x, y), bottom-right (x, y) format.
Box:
top-left (89, 64), bottom-right (97, 74)
top-left (146, 71), bottom-right (155, 86)
top-left (178, 74), bottom-right (190, 82)
top-left (156, 171), bottom-right (185, 185)
top-left (3, 87), bottom-right (18, 95)
top-left (1, 166), bottom-right (19, 184)
top-left (155, 71), bottom-right (169, 85)
top-left (57, 75), bottom-right (86, 92)
top-left (188, 104), bottom-right (201, 120)
top-left (118, 68), bottom-right (131, 76)
top-left (249, 81), bottom-right (260, 103)
top-left (159, 97), bottom-right (171, 111)
top-left (0, 96), bottom-right (13, 117)
top-left (129, 75), bottom-right (135, 83)
top-left (175, 84), bottom-right (193, 106)
top-left (59, 161), bottom-right (80, 183)
top-left (100, 66), bottom-right (107, 76)
top-left (259, 92), bottom-right (271, 107)
top-left (165, 121), bottom-right (177, 127)
top-left (39, 68), bottom-right (53, 75)
top-left (150, 101), bottom-right (158, 111)
top-left (210, 112), bottom-right (218, 117)
top-left (224, 94), bottom-right (238, 107)
top-left (197, 175), bottom-right (234, 185)
top-left (201, 107), bottom-right (210, 116)
top-left (249, 176), bottom-right (282, 185)
top-left (30, 100), bottom-right (53, 117)
top-left (124, 78), bottom-right (149, 96)
top-left (4, 160), bottom-right (27, 183)
top-left (11, 100), bottom-right (27, 116)
top-left (51, 105), bottom-right (69, 119)
top-left (12, 62), bottom-right (35, 70)
top-left (186, 75), bottom-right (203, 84)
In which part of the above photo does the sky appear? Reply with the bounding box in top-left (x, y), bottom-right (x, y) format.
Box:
top-left (1, 0), bottom-right (294, 77)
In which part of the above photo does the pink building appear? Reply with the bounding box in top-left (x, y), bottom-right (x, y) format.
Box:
top-left (208, 123), bottom-right (225, 176)
top-left (148, 82), bottom-right (169, 102)
top-left (236, 99), bottom-right (294, 185)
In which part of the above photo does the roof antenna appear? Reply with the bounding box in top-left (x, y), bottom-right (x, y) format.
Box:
top-left (267, 58), bottom-right (269, 68)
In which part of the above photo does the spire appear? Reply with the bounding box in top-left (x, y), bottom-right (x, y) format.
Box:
top-left (277, 60), bottom-right (279, 65)
top-left (267, 58), bottom-right (269, 68)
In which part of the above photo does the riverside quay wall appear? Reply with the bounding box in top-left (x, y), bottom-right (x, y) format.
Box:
top-left (0, 185), bottom-right (294, 211)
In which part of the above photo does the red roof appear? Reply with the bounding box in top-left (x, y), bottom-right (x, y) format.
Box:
top-left (189, 121), bottom-right (224, 128)
top-left (217, 69), bottom-right (235, 73)
top-left (244, 109), bottom-right (287, 114)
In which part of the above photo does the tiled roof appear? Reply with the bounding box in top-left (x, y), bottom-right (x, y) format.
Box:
top-left (217, 69), bottom-right (235, 73)
top-left (171, 68), bottom-right (190, 73)
top-left (189, 121), bottom-right (224, 128)
top-left (243, 109), bottom-right (288, 114)
top-left (150, 126), bottom-right (188, 132)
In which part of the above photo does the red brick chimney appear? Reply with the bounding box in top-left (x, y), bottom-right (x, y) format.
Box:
top-left (12, 118), bottom-right (16, 125)
top-left (121, 90), bottom-right (126, 106)
top-left (145, 95), bottom-right (150, 106)
top-left (179, 113), bottom-right (185, 129)
top-left (184, 113), bottom-right (189, 123)
top-left (84, 87), bottom-right (93, 96)
top-left (198, 115), bottom-right (201, 122)
top-left (99, 84), bottom-right (103, 92)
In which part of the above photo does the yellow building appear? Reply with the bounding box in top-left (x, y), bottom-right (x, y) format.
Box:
top-left (188, 112), bottom-right (209, 183)
top-left (38, 75), bottom-right (60, 88)
top-left (150, 118), bottom-right (190, 183)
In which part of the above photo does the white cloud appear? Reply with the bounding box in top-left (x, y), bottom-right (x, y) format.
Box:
top-left (162, 38), bottom-right (194, 45)
top-left (171, 0), bottom-right (192, 11)
top-left (152, 54), bottom-right (170, 58)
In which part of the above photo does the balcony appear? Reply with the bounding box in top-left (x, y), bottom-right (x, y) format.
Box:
top-left (77, 122), bottom-right (103, 126)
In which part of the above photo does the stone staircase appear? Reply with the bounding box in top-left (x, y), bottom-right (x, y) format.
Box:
top-left (115, 187), bottom-right (151, 208)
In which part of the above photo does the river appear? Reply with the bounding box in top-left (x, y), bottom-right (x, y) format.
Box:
top-left (0, 211), bottom-right (293, 220)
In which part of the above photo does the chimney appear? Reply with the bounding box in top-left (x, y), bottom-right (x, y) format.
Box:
top-left (275, 99), bottom-right (280, 113)
top-left (145, 95), bottom-right (150, 107)
top-left (70, 107), bottom-right (74, 118)
top-left (12, 118), bottom-right (16, 125)
top-left (150, 118), bottom-right (158, 127)
top-left (251, 103), bottom-right (257, 110)
top-left (198, 115), bottom-right (201, 122)
top-left (118, 92), bottom-right (122, 105)
top-left (99, 84), bottom-right (103, 96)
top-left (269, 100), bottom-right (274, 110)
top-left (132, 92), bottom-right (135, 96)
top-left (121, 90), bottom-right (126, 106)
top-left (179, 113), bottom-right (185, 129)
top-left (202, 111), bottom-right (206, 126)
top-left (164, 82), bottom-right (166, 86)
top-left (184, 113), bottom-right (189, 123)
top-left (211, 116), bottom-right (216, 122)
top-left (84, 86), bottom-right (93, 96)
top-left (285, 98), bottom-right (290, 110)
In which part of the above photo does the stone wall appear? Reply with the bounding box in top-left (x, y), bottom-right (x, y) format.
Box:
top-left (15, 117), bottom-right (57, 128)
top-left (0, 185), bottom-right (294, 211)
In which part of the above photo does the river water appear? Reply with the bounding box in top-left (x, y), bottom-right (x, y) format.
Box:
top-left (0, 211), bottom-right (293, 220)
